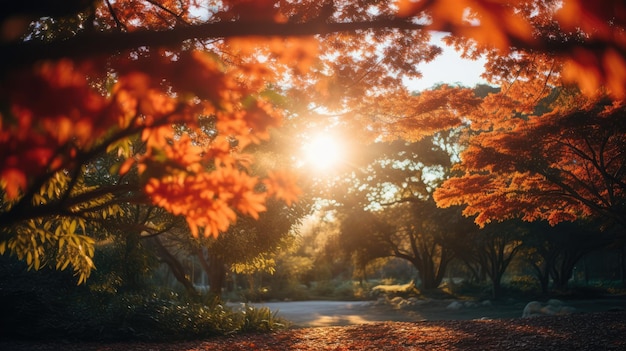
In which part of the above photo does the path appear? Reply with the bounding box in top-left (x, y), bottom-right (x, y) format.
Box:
top-left (245, 298), bottom-right (626, 328)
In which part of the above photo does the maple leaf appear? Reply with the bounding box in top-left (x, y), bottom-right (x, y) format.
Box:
top-left (1, 168), bottom-right (27, 200)
top-left (263, 170), bottom-right (302, 206)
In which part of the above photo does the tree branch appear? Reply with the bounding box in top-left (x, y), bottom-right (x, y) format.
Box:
top-left (1, 19), bottom-right (425, 69)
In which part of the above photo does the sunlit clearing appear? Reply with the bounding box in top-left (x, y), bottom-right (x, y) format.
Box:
top-left (303, 134), bottom-right (345, 171)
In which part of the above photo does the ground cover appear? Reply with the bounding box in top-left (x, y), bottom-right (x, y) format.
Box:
top-left (2, 312), bottom-right (625, 350)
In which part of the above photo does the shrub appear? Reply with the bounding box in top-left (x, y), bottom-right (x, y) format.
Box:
top-left (0, 258), bottom-right (288, 342)
top-left (505, 275), bottom-right (541, 295)
top-left (370, 281), bottom-right (419, 299)
top-left (236, 304), bottom-right (288, 332)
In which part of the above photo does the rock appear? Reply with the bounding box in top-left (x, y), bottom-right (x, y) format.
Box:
top-left (522, 301), bottom-right (543, 317)
top-left (464, 301), bottom-right (478, 308)
top-left (413, 299), bottom-right (429, 307)
top-left (523, 300), bottom-right (575, 318)
top-left (481, 300), bottom-right (493, 307)
top-left (540, 305), bottom-right (558, 315)
top-left (398, 300), bottom-right (412, 309)
top-left (447, 301), bottom-right (464, 310)
top-left (559, 306), bottom-right (576, 315)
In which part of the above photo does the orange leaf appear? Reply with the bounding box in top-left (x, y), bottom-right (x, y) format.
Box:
top-left (263, 170), bottom-right (301, 206)
top-left (1, 168), bottom-right (27, 200)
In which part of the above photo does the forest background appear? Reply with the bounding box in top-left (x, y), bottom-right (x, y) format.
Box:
top-left (1, 0), bottom-right (626, 341)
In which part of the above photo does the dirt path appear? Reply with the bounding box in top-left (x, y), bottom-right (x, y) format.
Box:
top-left (247, 297), bottom-right (626, 327)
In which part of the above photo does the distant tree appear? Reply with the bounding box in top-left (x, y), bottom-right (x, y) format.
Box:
top-left (521, 220), bottom-right (614, 293)
top-left (326, 136), bottom-right (467, 290)
top-left (155, 199), bottom-right (303, 297)
top-left (470, 221), bottom-right (525, 299)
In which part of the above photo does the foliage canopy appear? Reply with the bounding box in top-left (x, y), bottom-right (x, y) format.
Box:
top-left (2, 0), bottom-right (626, 282)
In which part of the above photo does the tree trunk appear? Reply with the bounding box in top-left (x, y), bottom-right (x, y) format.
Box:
top-left (415, 259), bottom-right (447, 290)
top-left (196, 248), bottom-right (227, 297)
top-left (121, 231), bottom-right (142, 292)
top-left (551, 252), bottom-right (579, 292)
top-left (151, 237), bottom-right (197, 296)
top-left (491, 277), bottom-right (503, 299)
top-left (535, 266), bottom-right (550, 295)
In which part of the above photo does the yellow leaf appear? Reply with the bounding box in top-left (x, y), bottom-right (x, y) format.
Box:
top-left (69, 220), bottom-right (77, 233)
top-left (0, 241), bottom-right (6, 255)
top-left (85, 256), bottom-right (94, 268)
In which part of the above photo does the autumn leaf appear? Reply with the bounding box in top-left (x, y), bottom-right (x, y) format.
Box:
top-left (263, 170), bottom-right (301, 206)
top-left (1, 168), bottom-right (27, 200)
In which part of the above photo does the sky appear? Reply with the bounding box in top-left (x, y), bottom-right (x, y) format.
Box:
top-left (403, 33), bottom-right (488, 92)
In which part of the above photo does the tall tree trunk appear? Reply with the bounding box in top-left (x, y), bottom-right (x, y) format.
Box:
top-left (121, 231), bottom-right (142, 292)
top-left (415, 258), bottom-right (447, 290)
top-left (551, 252), bottom-right (579, 292)
top-left (151, 237), bottom-right (197, 296)
top-left (491, 277), bottom-right (503, 299)
top-left (531, 262), bottom-right (550, 295)
top-left (196, 248), bottom-right (227, 297)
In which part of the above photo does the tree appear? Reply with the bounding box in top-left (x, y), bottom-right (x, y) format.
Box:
top-left (471, 221), bottom-right (525, 299)
top-left (3, 0), bottom-right (626, 282)
top-left (521, 220), bottom-right (614, 292)
top-left (435, 97), bottom-right (626, 234)
top-left (323, 136), bottom-right (464, 290)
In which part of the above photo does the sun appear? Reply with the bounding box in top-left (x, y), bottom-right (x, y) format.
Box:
top-left (303, 133), bottom-right (345, 170)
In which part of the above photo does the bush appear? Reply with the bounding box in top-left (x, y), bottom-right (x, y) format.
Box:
top-left (0, 256), bottom-right (287, 341)
top-left (505, 275), bottom-right (541, 295)
top-left (236, 304), bottom-right (288, 332)
top-left (370, 281), bottom-right (419, 299)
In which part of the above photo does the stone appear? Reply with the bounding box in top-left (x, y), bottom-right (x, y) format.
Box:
top-left (447, 301), bottom-right (464, 310)
top-left (540, 305), bottom-right (558, 315)
top-left (522, 300), bottom-right (575, 318)
top-left (522, 301), bottom-right (543, 317)
top-left (464, 301), bottom-right (478, 308)
top-left (558, 306), bottom-right (576, 315)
